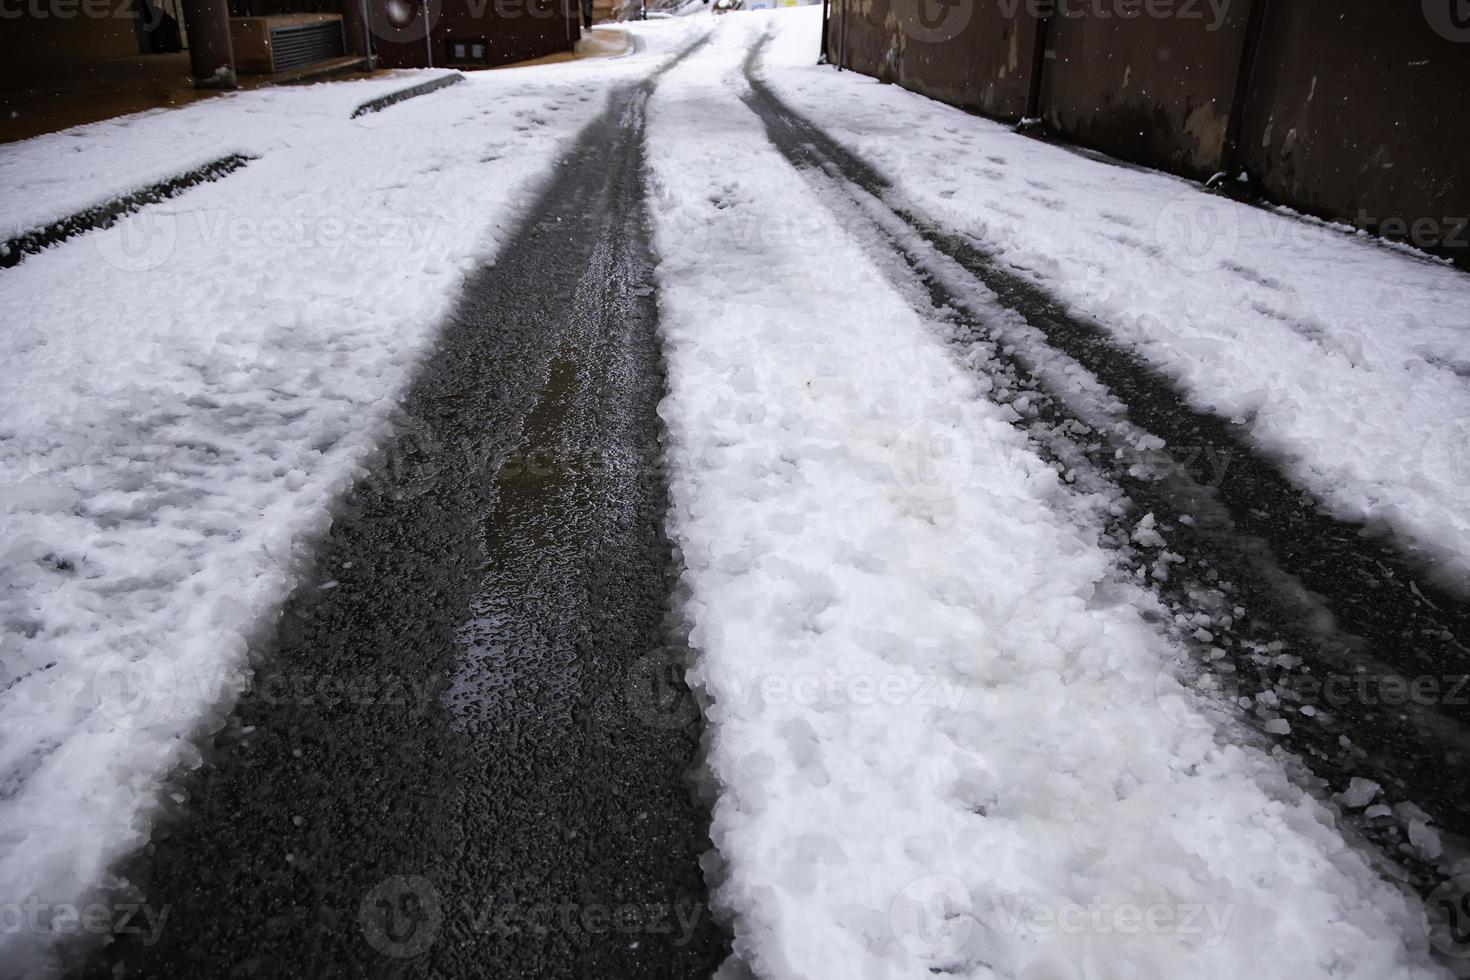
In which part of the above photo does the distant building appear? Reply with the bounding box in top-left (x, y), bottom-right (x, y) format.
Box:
top-left (367, 0), bottom-right (579, 70)
top-left (0, 0), bottom-right (578, 91)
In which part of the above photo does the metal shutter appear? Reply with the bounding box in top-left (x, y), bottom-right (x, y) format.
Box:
top-left (270, 20), bottom-right (344, 72)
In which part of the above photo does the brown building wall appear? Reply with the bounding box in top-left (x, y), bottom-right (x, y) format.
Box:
top-left (832, 0), bottom-right (1038, 117)
top-left (1038, 6), bottom-right (1250, 178)
top-left (827, 0), bottom-right (1470, 265)
top-left (1236, 2), bottom-right (1470, 253)
top-left (0, 8), bottom-right (141, 80)
top-left (369, 0), bottom-right (576, 69)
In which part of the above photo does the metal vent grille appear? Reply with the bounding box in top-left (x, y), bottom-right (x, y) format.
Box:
top-left (270, 20), bottom-right (344, 72)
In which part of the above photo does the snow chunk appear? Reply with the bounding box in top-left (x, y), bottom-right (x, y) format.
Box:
top-left (1339, 777), bottom-right (1381, 809)
top-left (1131, 512), bottom-right (1166, 548)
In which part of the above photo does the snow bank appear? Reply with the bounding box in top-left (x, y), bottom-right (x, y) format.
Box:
top-left (759, 7), bottom-right (1470, 590)
top-left (643, 14), bottom-right (1445, 979)
top-left (0, 23), bottom-right (702, 974)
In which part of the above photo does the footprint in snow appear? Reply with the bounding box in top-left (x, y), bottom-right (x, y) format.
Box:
top-left (1104, 231), bottom-right (1161, 258)
top-left (1422, 354), bottom-right (1470, 381)
top-left (1249, 301), bottom-right (1291, 323)
top-left (1098, 209), bottom-right (1140, 229)
top-left (1221, 260), bottom-right (1283, 290)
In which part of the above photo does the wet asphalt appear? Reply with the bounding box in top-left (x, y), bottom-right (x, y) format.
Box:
top-left (92, 41), bottom-right (728, 980)
top-left (743, 33), bottom-right (1470, 912)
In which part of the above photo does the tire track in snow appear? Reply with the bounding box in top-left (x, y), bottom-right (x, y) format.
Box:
top-left (0, 154), bottom-right (252, 269)
top-left (742, 30), bottom-right (1470, 925)
top-left (90, 34), bottom-right (727, 980)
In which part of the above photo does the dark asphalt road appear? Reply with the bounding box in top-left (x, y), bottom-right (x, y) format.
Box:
top-left (743, 33), bottom-right (1470, 915)
top-left (91, 39), bottom-right (727, 980)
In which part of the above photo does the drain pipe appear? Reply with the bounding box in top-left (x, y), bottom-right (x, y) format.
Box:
top-left (1214, 0), bottom-right (1270, 188)
top-left (819, 0), bottom-right (830, 64)
top-left (180, 0), bottom-right (237, 88)
top-left (1019, 3), bottom-right (1052, 129)
top-left (837, 0), bottom-right (848, 70)
top-left (359, 0), bottom-right (376, 70)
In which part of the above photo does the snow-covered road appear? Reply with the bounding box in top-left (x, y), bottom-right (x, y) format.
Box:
top-left (645, 13), bottom-right (1462, 980)
top-left (2, 8), bottom-right (1467, 979)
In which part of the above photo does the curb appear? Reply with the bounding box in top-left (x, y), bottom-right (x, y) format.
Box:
top-left (350, 73), bottom-right (466, 119)
top-left (1, 154), bottom-right (252, 270)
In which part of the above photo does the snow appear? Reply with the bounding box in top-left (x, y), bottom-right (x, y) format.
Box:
top-left (1341, 777), bottom-right (1383, 809)
top-left (0, 70), bottom-right (462, 240)
top-left (641, 12), bottom-right (1446, 979)
top-left (757, 8), bottom-right (1470, 591)
top-left (0, 25), bottom-right (705, 975)
top-left (2, 6), bottom-right (1462, 977)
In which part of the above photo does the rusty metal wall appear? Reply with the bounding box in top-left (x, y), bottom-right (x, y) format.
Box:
top-left (832, 0), bottom-right (1039, 117)
top-left (1038, 6), bottom-right (1249, 178)
top-left (1236, 1), bottom-right (1470, 257)
top-left (829, 0), bottom-right (1470, 265)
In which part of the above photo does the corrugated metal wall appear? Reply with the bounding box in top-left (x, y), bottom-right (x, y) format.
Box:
top-left (826, 0), bottom-right (1470, 265)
